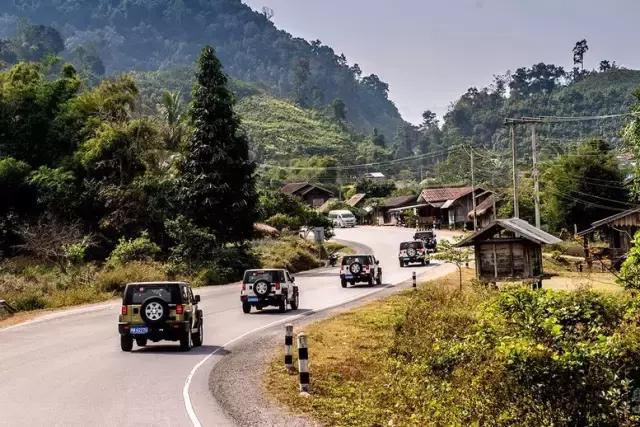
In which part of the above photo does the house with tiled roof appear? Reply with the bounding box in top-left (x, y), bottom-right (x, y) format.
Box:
top-left (383, 186), bottom-right (494, 228)
top-left (280, 182), bottom-right (335, 208)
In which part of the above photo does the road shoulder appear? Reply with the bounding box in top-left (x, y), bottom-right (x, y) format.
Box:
top-left (208, 263), bottom-right (456, 426)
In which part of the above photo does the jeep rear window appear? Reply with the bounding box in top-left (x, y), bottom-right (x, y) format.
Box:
top-left (124, 284), bottom-right (181, 305)
top-left (243, 270), bottom-right (285, 283)
top-left (342, 256), bottom-right (371, 265)
top-left (400, 241), bottom-right (424, 250)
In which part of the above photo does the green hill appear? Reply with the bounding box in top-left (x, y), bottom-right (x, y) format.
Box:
top-left (237, 95), bottom-right (353, 162)
top-left (441, 67), bottom-right (640, 150)
top-left (1, 0), bottom-right (404, 137)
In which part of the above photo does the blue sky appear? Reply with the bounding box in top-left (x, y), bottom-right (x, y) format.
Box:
top-left (243, 0), bottom-right (640, 124)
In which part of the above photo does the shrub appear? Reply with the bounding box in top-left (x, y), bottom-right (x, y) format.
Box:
top-left (265, 213), bottom-right (300, 231)
top-left (254, 236), bottom-right (322, 272)
top-left (96, 261), bottom-right (166, 294)
top-left (619, 230), bottom-right (640, 290)
top-left (106, 231), bottom-right (160, 266)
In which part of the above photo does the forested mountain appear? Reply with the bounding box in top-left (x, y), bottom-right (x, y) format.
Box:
top-left (0, 0), bottom-right (404, 137)
top-left (440, 66), bottom-right (640, 152)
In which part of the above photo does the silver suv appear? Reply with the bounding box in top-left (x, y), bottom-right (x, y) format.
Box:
top-left (240, 269), bottom-right (299, 313)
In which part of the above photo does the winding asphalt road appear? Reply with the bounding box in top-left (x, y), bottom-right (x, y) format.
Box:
top-left (0, 226), bottom-right (456, 427)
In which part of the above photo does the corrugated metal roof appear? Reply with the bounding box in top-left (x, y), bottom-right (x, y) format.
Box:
top-left (468, 195), bottom-right (495, 219)
top-left (380, 195), bottom-right (417, 208)
top-left (280, 182), bottom-right (310, 195)
top-left (346, 193), bottom-right (367, 207)
top-left (457, 218), bottom-right (562, 247)
top-left (419, 186), bottom-right (476, 203)
top-left (590, 206), bottom-right (640, 228)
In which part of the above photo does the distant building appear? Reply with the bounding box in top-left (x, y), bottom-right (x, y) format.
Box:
top-left (384, 186), bottom-right (494, 229)
top-left (374, 195), bottom-right (417, 225)
top-left (578, 206), bottom-right (640, 266)
top-left (346, 193), bottom-right (367, 208)
top-left (280, 182), bottom-right (335, 208)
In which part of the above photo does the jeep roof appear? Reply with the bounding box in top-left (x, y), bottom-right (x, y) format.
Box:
top-left (341, 254), bottom-right (374, 265)
top-left (243, 269), bottom-right (288, 283)
top-left (122, 281), bottom-right (190, 305)
top-left (400, 241), bottom-right (425, 249)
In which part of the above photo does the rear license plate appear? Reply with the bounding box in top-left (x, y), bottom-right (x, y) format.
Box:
top-left (343, 274), bottom-right (352, 279)
top-left (130, 326), bottom-right (148, 335)
top-left (403, 257), bottom-right (411, 261)
top-left (248, 297), bottom-right (258, 302)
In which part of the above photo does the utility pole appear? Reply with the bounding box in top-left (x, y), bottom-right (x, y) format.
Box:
top-left (510, 124), bottom-right (519, 218)
top-left (470, 147), bottom-right (477, 231)
top-left (531, 124), bottom-right (541, 228)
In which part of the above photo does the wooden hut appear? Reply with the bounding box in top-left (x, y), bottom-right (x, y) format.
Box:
top-left (578, 206), bottom-right (640, 264)
top-left (457, 218), bottom-right (561, 287)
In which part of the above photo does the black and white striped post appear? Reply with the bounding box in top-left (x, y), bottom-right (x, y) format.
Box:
top-left (297, 332), bottom-right (310, 393)
top-left (412, 271), bottom-right (417, 289)
top-left (284, 324), bottom-right (294, 373)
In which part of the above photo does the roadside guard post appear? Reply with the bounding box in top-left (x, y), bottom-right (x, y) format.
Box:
top-left (412, 271), bottom-right (417, 289)
top-left (284, 324), bottom-right (294, 372)
top-left (297, 332), bottom-right (310, 393)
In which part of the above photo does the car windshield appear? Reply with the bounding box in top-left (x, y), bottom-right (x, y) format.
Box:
top-left (244, 270), bottom-right (285, 283)
top-left (341, 213), bottom-right (355, 219)
top-left (400, 241), bottom-right (424, 250)
top-left (342, 256), bottom-right (371, 265)
top-left (124, 284), bottom-right (181, 305)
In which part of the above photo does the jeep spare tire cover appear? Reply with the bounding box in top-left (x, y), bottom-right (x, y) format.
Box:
top-left (349, 262), bottom-right (362, 274)
top-left (140, 297), bottom-right (169, 325)
top-left (407, 248), bottom-right (417, 257)
top-left (253, 279), bottom-right (271, 297)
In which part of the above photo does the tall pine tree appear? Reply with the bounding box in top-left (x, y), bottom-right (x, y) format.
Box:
top-left (178, 46), bottom-right (256, 245)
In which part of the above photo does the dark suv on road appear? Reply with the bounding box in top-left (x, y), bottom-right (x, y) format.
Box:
top-left (340, 255), bottom-right (382, 287)
top-left (118, 282), bottom-right (203, 352)
top-left (413, 231), bottom-right (438, 252)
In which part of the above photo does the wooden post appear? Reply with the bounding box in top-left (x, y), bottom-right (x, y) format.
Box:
top-left (511, 124), bottom-right (519, 218)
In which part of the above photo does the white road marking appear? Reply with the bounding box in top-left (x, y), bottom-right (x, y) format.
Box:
top-left (183, 282), bottom-right (402, 427)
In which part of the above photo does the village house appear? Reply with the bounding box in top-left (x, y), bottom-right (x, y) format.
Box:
top-left (373, 195), bottom-right (417, 225)
top-left (578, 206), bottom-right (640, 265)
top-left (386, 186), bottom-right (494, 229)
top-left (280, 182), bottom-right (335, 208)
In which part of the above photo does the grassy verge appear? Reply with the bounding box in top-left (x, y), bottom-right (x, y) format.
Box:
top-left (0, 237), bottom-right (353, 316)
top-left (265, 269), bottom-right (640, 426)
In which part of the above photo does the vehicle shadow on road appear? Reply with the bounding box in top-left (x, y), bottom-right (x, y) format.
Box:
top-left (133, 344), bottom-right (230, 356)
top-left (250, 308), bottom-right (314, 316)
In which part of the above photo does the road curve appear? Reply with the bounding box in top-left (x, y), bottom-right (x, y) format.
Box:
top-left (0, 226), bottom-right (456, 427)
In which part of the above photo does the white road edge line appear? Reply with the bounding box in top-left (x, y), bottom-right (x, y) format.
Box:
top-left (182, 282), bottom-right (397, 427)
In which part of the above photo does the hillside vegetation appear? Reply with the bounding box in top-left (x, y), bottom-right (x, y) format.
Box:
top-left (0, 0), bottom-right (404, 137)
top-left (237, 95), bottom-right (353, 161)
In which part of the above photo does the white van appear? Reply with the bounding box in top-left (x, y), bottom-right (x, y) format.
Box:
top-left (328, 210), bottom-right (356, 228)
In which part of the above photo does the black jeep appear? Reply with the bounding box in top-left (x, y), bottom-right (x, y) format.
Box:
top-left (413, 231), bottom-right (438, 252)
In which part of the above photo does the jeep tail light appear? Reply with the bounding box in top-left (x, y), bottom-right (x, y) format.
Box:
top-left (121, 305), bottom-right (128, 315)
top-left (274, 283), bottom-right (281, 290)
top-left (242, 283), bottom-right (246, 291)
top-left (176, 304), bottom-right (184, 315)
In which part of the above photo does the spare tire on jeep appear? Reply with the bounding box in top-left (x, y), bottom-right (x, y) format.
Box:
top-left (253, 279), bottom-right (271, 298)
top-left (349, 262), bottom-right (362, 275)
top-left (140, 297), bottom-right (169, 325)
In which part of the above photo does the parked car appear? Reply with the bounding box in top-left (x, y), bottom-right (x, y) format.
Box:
top-left (398, 241), bottom-right (431, 267)
top-left (328, 209), bottom-right (356, 228)
top-left (118, 281), bottom-right (203, 352)
top-left (413, 230), bottom-right (438, 252)
top-left (240, 269), bottom-right (299, 313)
top-left (340, 255), bottom-right (382, 287)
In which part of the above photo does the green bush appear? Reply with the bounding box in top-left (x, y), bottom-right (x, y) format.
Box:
top-left (265, 213), bottom-right (300, 231)
top-left (96, 261), bottom-right (166, 294)
top-left (106, 232), bottom-right (161, 266)
top-left (254, 236), bottom-right (322, 273)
